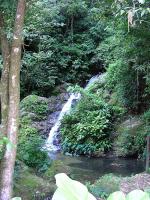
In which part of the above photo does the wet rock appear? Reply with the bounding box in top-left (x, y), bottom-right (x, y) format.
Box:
top-left (28, 93), bottom-right (69, 138)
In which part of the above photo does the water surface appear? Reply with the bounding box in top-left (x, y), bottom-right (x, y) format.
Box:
top-left (55, 153), bottom-right (145, 183)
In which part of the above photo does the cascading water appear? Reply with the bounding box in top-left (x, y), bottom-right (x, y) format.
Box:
top-left (45, 93), bottom-right (81, 152)
top-left (45, 74), bottom-right (101, 152)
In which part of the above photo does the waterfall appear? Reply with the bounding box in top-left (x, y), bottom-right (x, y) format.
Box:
top-left (45, 74), bottom-right (101, 152)
top-left (45, 93), bottom-right (81, 152)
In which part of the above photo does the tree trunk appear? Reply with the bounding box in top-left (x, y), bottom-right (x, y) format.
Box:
top-left (0, 14), bottom-right (10, 138)
top-left (0, 0), bottom-right (26, 199)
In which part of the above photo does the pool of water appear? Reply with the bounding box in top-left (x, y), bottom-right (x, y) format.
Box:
top-left (53, 153), bottom-right (145, 183)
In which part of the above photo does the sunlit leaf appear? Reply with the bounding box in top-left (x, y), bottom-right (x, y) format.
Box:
top-left (107, 191), bottom-right (126, 200)
top-left (52, 173), bottom-right (96, 200)
top-left (126, 190), bottom-right (150, 200)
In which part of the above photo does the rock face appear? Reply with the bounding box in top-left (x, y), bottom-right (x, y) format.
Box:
top-left (20, 93), bottom-right (70, 139)
top-left (35, 93), bottom-right (69, 138)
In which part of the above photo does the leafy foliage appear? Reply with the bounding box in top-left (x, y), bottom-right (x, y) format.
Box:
top-left (115, 113), bottom-right (150, 158)
top-left (87, 174), bottom-right (121, 199)
top-left (61, 88), bottom-right (114, 155)
top-left (52, 174), bottom-right (150, 200)
top-left (52, 173), bottom-right (96, 200)
top-left (17, 116), bottom-right (50, 171)
top-left (20, 0), bottom-right (108, 97)
top-left (17, 96), bottom-right (50, 171)
top-left (20, 95), bottom-right (48, 120)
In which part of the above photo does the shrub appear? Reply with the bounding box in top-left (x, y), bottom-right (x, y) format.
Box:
top-left (61, 92), bottom-right (113, 156)
top-left (106, 60), bottom-right (138, 111)
top-left (115, 116), bottom-right (147, 158)
top-left (87, 174), bottom-right (121, 199)
top-left (116, 127), bottom-right (136, 157)
top-left (17, 116), bottom-right (50, 171)
top-left (134, 109), bottom-right (150, 157)
top-left (20, 95), bottom-right (48, 120)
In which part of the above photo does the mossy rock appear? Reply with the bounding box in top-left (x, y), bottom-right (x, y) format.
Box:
top-left (20, 95), bottom-right (49, 120)
top-left (44, 160), bottom-right (71, 181)
top-left (14, 163), bottom-right (56, 200)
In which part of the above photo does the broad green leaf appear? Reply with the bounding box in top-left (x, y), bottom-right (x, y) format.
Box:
top-left (107, 191), bottom-right (126, 200)
top-left (52, 173), bottom-right (96, 200)
top-left (126, 190), bottom-right (150, 200)
top-left (52, 188), bottom-right (68, 200)
top-left (11, 198), bottom-right (21, 200)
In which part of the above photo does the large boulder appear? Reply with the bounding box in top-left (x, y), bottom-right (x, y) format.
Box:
top-left (20, 93), bottom-right (69, 138)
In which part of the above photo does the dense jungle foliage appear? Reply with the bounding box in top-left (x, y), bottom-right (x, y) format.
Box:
top-left (2, 0), bottom-right (149, 111)
top-left (7, 0), bottom-right (150, 159)
top-left (1, 0), bottom-right (150, 199)
top-left (19, 0), bottom-right (150, 113)
top-left (0, 0), bottom-right (149, 161)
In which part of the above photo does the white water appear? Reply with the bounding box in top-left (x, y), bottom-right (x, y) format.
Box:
top-left (45, 75), bottom-right (101, 152)
top-left (45, 93), bottom-right (81, 151)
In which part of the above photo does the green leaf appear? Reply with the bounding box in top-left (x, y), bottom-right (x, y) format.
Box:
top-left (11, 198), bottom-right (21, 200)
top-left (52, 173), bottom-right (96, 200)
top-left (126, 190), bottom-right (150, 200)
top-left (107, 191), bottom-right (126, 200)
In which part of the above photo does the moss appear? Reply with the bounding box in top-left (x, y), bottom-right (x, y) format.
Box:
top-left (44, 160), bottom-right (71, 181)
top-left (14, 163), bottom-right (56, 200)
top-left (20, 95), bottom-right (48, 120)
top-left (18, 106), bottom-right (50, 170)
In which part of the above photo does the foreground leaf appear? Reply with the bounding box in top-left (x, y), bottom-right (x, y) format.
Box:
top-left (107, 191), bottom-right (126, 200)
top-left (126, 190), bottom-right (150, 200)
top-left (52, 173), bottom-right (96, 200)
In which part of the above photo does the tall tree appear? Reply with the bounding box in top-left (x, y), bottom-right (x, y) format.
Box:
top-left (0, 14), bottom-right (10, 141)
top-left (0, 0), bottom-right (26, 199)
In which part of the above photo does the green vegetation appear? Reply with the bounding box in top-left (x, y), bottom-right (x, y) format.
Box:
top-left (20, 0), bottom-right (108, 97)
top-left (1, 0), bottom-right (150, 199)
top-left (52, 173), bottom-right (96, 200)
top-left (61, 83), bottom-right (125, 156)
top-left (107, 190), bottom-right (150, 200)
top-left (87, 174), bottom-right (121, 199)
top-left (61, 89), bottom-right (112, 155)
top-left (44, 160), bottom-right (71, 181)
top-left (51, 173), bottom-right (150, 200)
top-left (17, 96), bottom-right (50, 172)
top-left (20, 95), bottom-right (49, 120)
top-left (14, 162), bottom-right (56, 200)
